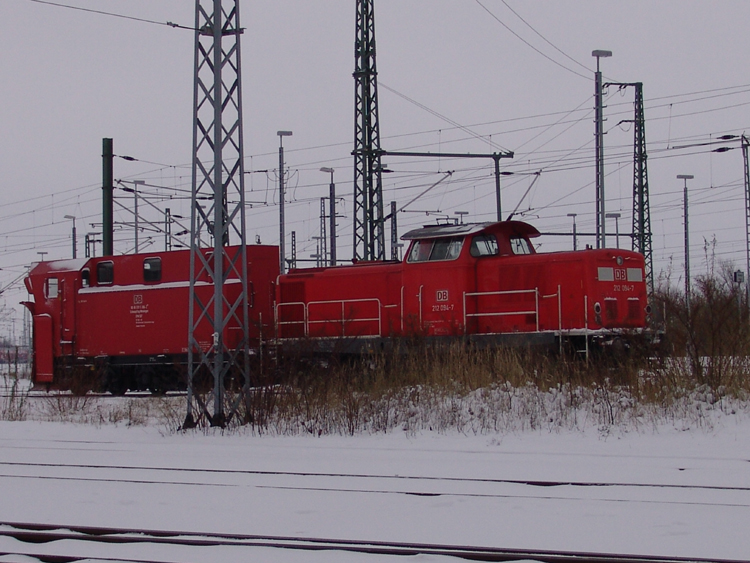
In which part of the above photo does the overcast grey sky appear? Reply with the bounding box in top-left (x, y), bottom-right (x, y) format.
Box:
top-left (2, 0), bottom-right (750, 335)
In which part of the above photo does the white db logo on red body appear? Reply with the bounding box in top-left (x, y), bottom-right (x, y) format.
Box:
top-left (436, 290), bottom-right (449, 302)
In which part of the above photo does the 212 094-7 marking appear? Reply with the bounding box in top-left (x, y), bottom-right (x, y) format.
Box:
top-left (432, 304), bottom-right (455, 312)
top-left (613, 284), bottom-right (635, 292)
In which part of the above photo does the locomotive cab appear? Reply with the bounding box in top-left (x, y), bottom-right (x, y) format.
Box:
top-left (400, 221), bottom-right (541, 337)
top-left (401, 220), bottom-right (649, 340)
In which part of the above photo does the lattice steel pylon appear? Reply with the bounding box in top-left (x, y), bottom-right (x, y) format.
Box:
top-left (183, 0), bottom-right (249, 429)
top-left (353, 0), bottom-right (385, 261)
top-left (631, 82), bottom-right (654, 295)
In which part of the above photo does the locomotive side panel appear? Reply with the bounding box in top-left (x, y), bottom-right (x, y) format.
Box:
top-left (277, 262), bottom-right (402, 339)
top-left (402, 260), bottom-right (471, 336)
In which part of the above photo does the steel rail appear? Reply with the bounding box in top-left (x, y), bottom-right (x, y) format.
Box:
top-left (0, 460), bottom-right (747, 493)
top-left (0, 521), bottom-right (742, 563)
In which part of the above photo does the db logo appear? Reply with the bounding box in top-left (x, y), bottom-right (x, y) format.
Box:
top-left (614, 269), bottom-right (626, 281)
top-left (436, 290), bottom-right (449, 302)
top-left (133, 294), bottom-right (143, 305)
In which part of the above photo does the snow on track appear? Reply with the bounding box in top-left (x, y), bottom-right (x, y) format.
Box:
top-left (0, 417), bottom-right (749, 562)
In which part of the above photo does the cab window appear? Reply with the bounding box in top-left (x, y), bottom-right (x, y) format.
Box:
top-left (45, 278), bottom-right (59, 299)
top-left (143, 257), bottom-right (162, 282)
top-left (470, 234), bottom-right (499, 257)
top-left (510, 236), bottom-right (532, 255)
top-left (407, 237), bottom-right (463, 263)
top-left (97, 261), bottom-right (114, 285)
top-left (81, 269), bottom-right (90, 288)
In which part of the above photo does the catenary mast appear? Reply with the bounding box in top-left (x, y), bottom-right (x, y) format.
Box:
top-left (631, 83), bottom-right (653, 295)
top-left (353, 0), bottom-right (385, 261)
top-left (184, 0), bottom-right (250, 428)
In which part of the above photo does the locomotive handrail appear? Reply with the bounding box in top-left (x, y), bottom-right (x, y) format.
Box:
top-left (463, 288), bottom-right (540, 333)
top-left (275, 301), bottom-right (308, 337)
top-left (306, 298), bottom-right (382, 337)
top-left (277, 298), bottom-right (382, 338)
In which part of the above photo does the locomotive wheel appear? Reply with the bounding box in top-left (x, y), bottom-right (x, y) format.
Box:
top-left (68, 367), bottom-right (95, 396)
top-left (105, 367), bottom-right (128, 396)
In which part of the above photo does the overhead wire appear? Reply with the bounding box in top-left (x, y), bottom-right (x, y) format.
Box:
top-left (473, 0), bottom-right (591, 81)
top-left (25, 0), bottom-right (196, 30)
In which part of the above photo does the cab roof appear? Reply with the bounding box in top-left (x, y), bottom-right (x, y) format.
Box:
top-left (401, 220), bottom-right (540, 241)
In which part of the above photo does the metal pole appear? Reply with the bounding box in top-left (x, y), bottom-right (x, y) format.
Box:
top-left (567, 213), bottom-right (577, 251)
top-left (64, 215), bottom-right (77, 259)
top-left (321, 167), bottom-right (337, 265)
top-left (592, 50), bottom-right (611, 249)
top-left (319, 198), bottom-right (328, 267)
top-left (390, 200), bottom-right (398, 260)
top-left (743, 136), bottom-right (750, 309)
top-left (102, 138), bottom-right (114, 256)
top-left (678, 174), bottom-right (694, 310)
top-left (329, 172), bottom-right (336, 266)
top-left (133, 180), bottom-right (144, 253)
top-left (165, 208), bottom-right (172, 251)
top-left (493, 154), bottom-right (502, 221)
top-left (290, 230), bottom-right (297, 270)
top-left (278, 131), bottom-right (293, 274)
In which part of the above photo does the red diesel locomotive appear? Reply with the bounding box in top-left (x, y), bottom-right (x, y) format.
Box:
top-left (24, 245), bottom-right (279, 393)
top-left (276, 220), bottom-right (649, 349)
top-left (24, 220), bottom-right (649, 392)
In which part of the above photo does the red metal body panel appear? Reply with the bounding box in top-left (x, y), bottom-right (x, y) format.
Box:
top-left (24, 246), bottom-right (279, 388)
top-left (275, 221), bottom-right (649, 340)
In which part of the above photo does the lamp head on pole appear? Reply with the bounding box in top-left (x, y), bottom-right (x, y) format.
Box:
top-left (277, 130), bottom-right (293, 147)
top-left (676, 174), bottom-right (694, 180)
top-left (592, 49), bottom-right (612, 72)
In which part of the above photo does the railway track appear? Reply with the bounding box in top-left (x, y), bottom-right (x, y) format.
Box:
top-left (1, 460), bottom-right (748, 494)
top-left (0, 521), bottom-right (742, 563)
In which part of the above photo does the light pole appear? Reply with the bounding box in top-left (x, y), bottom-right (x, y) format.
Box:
top-left (677, 174), bottom-right (694, 310)
top-left (567, 213), bottom-right (578, 251)
top-left (63, 215), bottom-right (77, 259)
top-left (593, 49), bottom-right (612, 249)
top-left (133, 180), bottom-right (144, 253)
top-left (277, 131), bottom-right (293, 274)
top-left (320, 167), bottom-right (336, 266)
top-left (605, 212), bottom-right (621, 249)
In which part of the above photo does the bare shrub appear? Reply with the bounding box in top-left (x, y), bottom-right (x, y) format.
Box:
top-left (0, 376), bottom-right (29, 421)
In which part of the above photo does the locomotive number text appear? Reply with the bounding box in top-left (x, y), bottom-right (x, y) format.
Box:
top-left (613, 284), bottom-right (635, 292)
top-left (432, 304), bottom-right (455, 312)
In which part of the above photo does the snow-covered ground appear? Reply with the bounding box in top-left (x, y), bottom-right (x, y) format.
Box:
top-left (0, 402), bottom-right (749, 562)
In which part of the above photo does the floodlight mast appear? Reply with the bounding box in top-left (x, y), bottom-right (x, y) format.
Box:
top-left (592, 49), bottom-right (612, 249)
top-left (185, 0), bottom-right (250, 429)
top-left (677, 174), bottom-right (694, 311)
top-left (320, 167), bottom-right (337, 265)
top-left (278, 131), bottom-right (293, 274)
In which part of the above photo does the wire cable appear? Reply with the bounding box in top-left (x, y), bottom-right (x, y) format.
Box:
top-left (473, 0), bottom-right (591, 81)
top-left (25, 0), bottom-right (195, 30)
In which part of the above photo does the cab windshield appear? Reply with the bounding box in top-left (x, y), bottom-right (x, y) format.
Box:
top-left (407, 237), bottom-right (464, 263)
